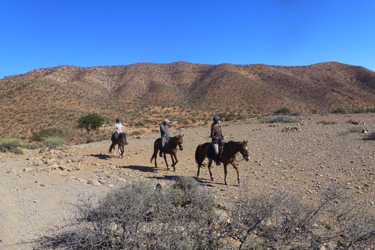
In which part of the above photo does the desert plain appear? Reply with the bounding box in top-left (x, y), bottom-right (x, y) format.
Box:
top-left (1, 113), bottom-right (375, 249)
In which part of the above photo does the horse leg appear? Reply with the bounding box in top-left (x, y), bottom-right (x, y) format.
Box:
top-left (207, 159), bottom-right (215, 182)
top-left (150, 149), bottom-right (158, 168)
top-left (224, 163), bottom-right (229, 185)
top-left (164, 154), bottom-right (169, 170)
top-left (231, 161), bottom-right (241, 185)
top-left (119, 145), bottom-right (124, 158)
top-left (171, 153), bottom-right (177, 172)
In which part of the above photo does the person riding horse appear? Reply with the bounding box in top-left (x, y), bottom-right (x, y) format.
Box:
top-left (160, 119), bottom-right (170, 157)
top-left (211, 115), bottom-right (224, 166)
top-left (112, 118), bottom-right (128, 144)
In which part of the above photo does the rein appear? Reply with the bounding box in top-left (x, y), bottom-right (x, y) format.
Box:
top-left (234, 153), bottom-right (246, 162)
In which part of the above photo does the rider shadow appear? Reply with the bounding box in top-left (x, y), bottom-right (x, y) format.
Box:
top-left (147, 175), bottom-right (180, 181)
top-left (119, 165), bottom-right (157, 173)
top-left (90, 153), bottom-right (111, 160)
top-left (194, 177), bottom-right (216, 187)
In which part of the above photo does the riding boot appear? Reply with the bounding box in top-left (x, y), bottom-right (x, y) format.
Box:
top-left (215, 154), bottom-right (221, 166)
top-left (159, 148), bottom-right (163, 157)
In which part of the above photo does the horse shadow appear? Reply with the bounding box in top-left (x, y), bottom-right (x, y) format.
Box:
top-left (119, 165), bottom-right (157, 173)
top-left (90, 153), bottom-right (111, 160)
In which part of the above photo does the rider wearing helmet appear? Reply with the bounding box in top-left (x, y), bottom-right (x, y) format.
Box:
top-left (160, 119), bottom-right (170, 157)
top-left (211, 115), bottom-right (224, 166)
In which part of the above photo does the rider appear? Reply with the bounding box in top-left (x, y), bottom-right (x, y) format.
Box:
top-left (113, 118), bottom-right (123, 141)
top-left (160, 119), bottom-right (170, 157)
top-left (211, 115), bottom-right (224, 166)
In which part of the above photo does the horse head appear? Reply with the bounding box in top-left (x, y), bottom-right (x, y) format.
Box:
top-left (177, 134), bottom-right (184, 150)
top-left (119, 133), bottom-right (128, 145)
top-left (240, 140), bottom-right (250, 161)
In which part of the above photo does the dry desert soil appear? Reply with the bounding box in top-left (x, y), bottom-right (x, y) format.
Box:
top-left (1, 113), bottom-right (375, 249)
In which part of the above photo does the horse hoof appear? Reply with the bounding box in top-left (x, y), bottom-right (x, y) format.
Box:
top-left (211, 178), bottom-right (215, 181)
top-left (225, 181), bottom-right (229, 185)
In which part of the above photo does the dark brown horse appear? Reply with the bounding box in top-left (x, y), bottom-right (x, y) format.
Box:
top-left (150, 135), bottom-right (184, 171)
top-left (109, 133), bottom-right (128, 158)
top-left (195, 140), bottom-right (249, 185)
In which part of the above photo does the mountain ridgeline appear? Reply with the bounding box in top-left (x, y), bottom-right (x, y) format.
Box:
top-left (1, 61), bottom-right (375, 140)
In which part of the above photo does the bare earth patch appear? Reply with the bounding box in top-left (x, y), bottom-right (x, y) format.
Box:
top-left (1, 113), bottom-right (375, 249)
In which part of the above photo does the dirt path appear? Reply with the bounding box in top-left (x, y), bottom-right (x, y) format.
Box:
top-left (1, 114), bottom-right (375, 249)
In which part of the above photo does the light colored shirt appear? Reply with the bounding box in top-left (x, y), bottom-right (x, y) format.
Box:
top-left (115, 123), bottom-right (123, 133)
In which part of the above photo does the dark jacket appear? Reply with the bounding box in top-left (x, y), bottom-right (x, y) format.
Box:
top-left (211, 123), bottom-right (223, 143)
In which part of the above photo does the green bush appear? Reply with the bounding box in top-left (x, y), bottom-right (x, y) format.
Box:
top-left (20, 143), bottom-right (43, 150)
top-left (0, 138), bottom-right (20, 151)
top-left (274, 107), bottom-right (290, 115)
top-left (31, 128), bottom-right (64, 142)
top-left (262, 115), bottom-right (299, 123)
top-left (317, 121), bottom-right (337, 125)
top-left (42, 136), bottom-right (65, 149)
top-left (332, 108), bottom-right (346, 114)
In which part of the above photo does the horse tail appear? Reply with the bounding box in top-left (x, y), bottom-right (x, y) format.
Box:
top-left (109, 144), bottom-right (114, 153)
top-left (195, 144), bottom-right (206, 167)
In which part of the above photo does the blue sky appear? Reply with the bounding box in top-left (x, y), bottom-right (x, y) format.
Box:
top-left (1, 0), bottom-right (374, 79)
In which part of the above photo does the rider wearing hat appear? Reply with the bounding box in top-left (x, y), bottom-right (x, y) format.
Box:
top-left (160, 119), bottom-right (170, 157)
top-left (211, 115), bottom-right (224, 166)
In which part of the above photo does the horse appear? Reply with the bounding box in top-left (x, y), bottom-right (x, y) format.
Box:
top-left (109, 132), bottom-right (128, 158)
top-left (195, 140), bottom-right (249, 185)
top-left (150, 134), bottom-right (184, 171)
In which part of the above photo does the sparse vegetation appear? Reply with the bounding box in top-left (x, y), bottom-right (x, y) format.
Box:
top-left (30, 128), bottom-right (65, 142)
top-left (317, 120), bottom-right (337, 125)
top-left (42, 136), bottom-right (66, 149)
top-left (274, 107), bottom-right (291, 115)
top-left (38, 180), bottom-right (375, 250)
top-left (332, 108), bottom-right (346, 114)
top-left (262, 115), bottom-right (299, 123)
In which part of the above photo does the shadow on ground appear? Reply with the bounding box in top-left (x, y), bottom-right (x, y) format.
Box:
top-left (119, 165), bottom-right (157, 173)
top-left (90, 153), bottom-right (111, 160)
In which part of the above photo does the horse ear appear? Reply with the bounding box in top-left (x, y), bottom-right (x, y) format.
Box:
top-left (181, 134), bottom-right (184, 137)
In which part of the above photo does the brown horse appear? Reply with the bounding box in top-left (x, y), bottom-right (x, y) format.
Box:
top-left (195, 140), bottom-right (249, 185)
top-left (150, 135), bottom-right (184, 171)
top-left (109, 133), bottom-right (128, 158)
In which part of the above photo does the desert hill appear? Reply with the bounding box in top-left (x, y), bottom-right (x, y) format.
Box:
top-left (1, 61), bottom-right (375, 141)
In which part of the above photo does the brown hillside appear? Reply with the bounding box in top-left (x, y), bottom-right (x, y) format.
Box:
top-left (1, 61), bottom-right (375, 141)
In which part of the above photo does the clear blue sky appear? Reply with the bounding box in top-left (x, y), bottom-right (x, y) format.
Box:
top-left (1, 0), bottom-right (374, 79)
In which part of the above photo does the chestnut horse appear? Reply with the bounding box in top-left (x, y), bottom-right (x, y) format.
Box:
top-left (109, 133), bottom-right (128, 158)
top-left (150, 135), bottom-right (184, 171)
top-left (195, 140), bottom-right (249, 185)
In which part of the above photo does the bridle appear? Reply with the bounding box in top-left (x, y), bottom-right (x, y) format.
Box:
top-left (234, 144), bottom-right (249, 162)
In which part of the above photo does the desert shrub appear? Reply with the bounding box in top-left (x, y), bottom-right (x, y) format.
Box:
top-left (0, 138), bottom-right (20, 151)
top-left (131, 122), bottom-right (145, 128)
top-left (31, 128), bottom-right (65, 142)
top-left (262, 115), bottom-right (299, 123)
top-left (230, 184), bottom-right (375, 249)
top-left (20, 143), bottom-right (43, 150)
top-left (39, 177), bottom-right (223, 249)
top-left (347, 125), bottom-right (367, 133)
top-left (42, 136), bottom-right (66, 149)
top-left (332, 108), bottom-right (346, 114)
top-left (38, 180), bottom-right (375, 250)
top-left (317, 120), bottom-right (337, 125)
top-left (274, 107), bottom-right (290, 115)
top-left (9, 147), bottom-right (23, 154)
top-left (364, 132), bottom-right (375, 140)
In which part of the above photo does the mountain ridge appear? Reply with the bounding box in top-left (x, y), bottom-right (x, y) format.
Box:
top-left (1, 61), bottom-right (375, 141)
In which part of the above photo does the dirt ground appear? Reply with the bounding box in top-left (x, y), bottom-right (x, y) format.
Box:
top-left (1, 113), bottom-right (375, 249)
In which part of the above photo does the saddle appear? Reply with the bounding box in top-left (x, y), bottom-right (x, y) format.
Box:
top-left (158, 137), bottom-right (169, 150)
top-left (207, 142), bottom-right (224, 159)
